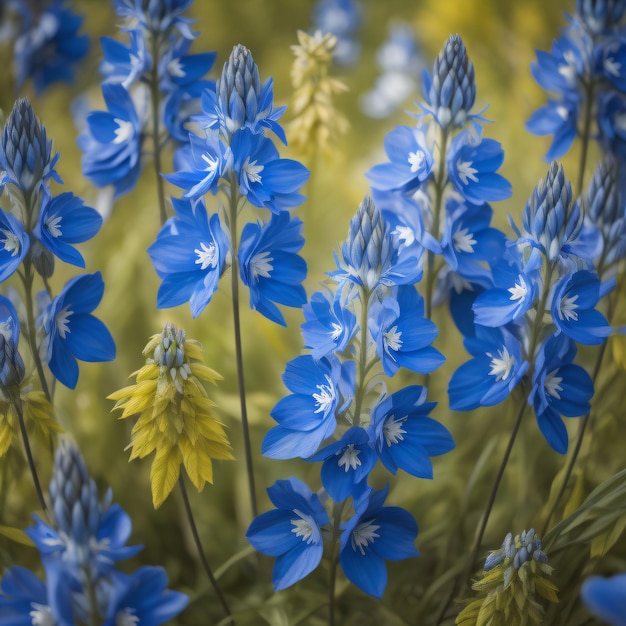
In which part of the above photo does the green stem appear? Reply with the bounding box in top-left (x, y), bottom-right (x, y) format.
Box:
top-left (352, 287), bottom-right (370, 427)
top-left (150, 33), bottom-right (168, 226)
top-left (228, 175), bottom-right (257, 520)
top-left (179, 475), bottom-right (233, 621)
top-left (576, 78), bottom-right (595, 198)
top-left (83, 564), bottom-right (102, 626)
top-left (328, 501), bottom-right (345, 626)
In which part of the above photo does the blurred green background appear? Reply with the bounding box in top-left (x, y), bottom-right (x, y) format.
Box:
top-left (1, 0), bottom-right (625, 624)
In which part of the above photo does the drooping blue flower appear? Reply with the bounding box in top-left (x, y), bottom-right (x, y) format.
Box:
top-left (301, 289), bottom-right (358, 360)
top-left (0, 208), bottom-right (29, 282)
top-left (529, 332), bottom-right (594, 453)
top-left (446, 129), bottom-right (511, 205)
top-left (369, 386), bottom-right (454, 479)
top-left (100, 29), bottom-right (151, 88)
top-left (41, 272), bottom-right (116, 389)
top-left (525, 97), bottom-right (579, 161)
top-left (308, 426), bottom-right (377, 502)
top-left (148, 198), bottom-right (230, 318)
top-left (263, 354), bottom-right (355, 459)
top-left (448, 324), bottom-right (529, 411)
top-left (246, 477), bottom-right (329, 591)
top-left (369, 286), bottom-right (444, 377)
top-left (0, 293), bottom-right (25, 389)
top-left (78, 83), bottom-right (144, 198)
top-left (581, 572), bottom-right (626, 626)
top-left (238, 211), bottom-right (307, 326)
top-left (34, 190), bottom-right (102, 268)
top-left (551, 270), bottom-right (612, 345)
top-left (230, 128), bottom-right (309, 213)
top-left (339, 484), bottom-right (419, 598)
top-left (0, 566), bottom-right (51, 626)
top-left (365, 125), bottom-right (434, 195)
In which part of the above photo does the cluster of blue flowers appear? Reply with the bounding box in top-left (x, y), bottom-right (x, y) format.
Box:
top-left (0, 439), bottom-right (187, 625)
top-left (0, 99), bottom-right (114, 390)
top-left (312, 0), bottom-right (362, 65)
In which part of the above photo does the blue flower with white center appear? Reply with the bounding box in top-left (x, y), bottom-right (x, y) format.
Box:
top-left (34, 190), bottom-right (102, 268)
top-left (113, 0), bottom-right (195, 39)
top-left (246, 477), bottom-right (329, 591)
top-left (577, 0), bottom-right (625, 33)
top-left (339, 484), bottom-right (419, 598)
top-left (100, 29), bottom-right (151, 88)
top-left (0, 567), bottom-right (52, 626)
top-left (231, 129), bottom-right (309, 214)
top-left (0, 294), bottom-right (25, 389)
top-left (581, 572), bottom-right (626, 626)
top-left (301, 289), bottom-right (357, 360)
top-left (551, 270), bottom-right (612, 345)
top-left (308, 426), bottom-right (377, 502)
top-left (529, 333), bottom-right (593, 453)
top-left (365, 126), bottom-right (434, 195)
top-left (263, 354), bottom-right (355, 459)
top-left (238, 211), bottom-right (307, 326)
top-left (369, 386), bottom-right (454, 479)
top-left (0, 208), bottom-right (28, 283)
top-left (158, 37), bottom-right (216, 94)
top-left (448, 324), bottom-right (529, 411)
top-left (78, 83), bottom-right (144, 198)
top-left (148, 197), bottom-right (230, 318)
top-left (446, 129), bottom-right (511, 206)
top-left (597, 91), bottom-right (626, 158)
top-left (41, 272), bottom-right (116, 389)
top-left (472, 248), bottom-right (541, 327)
top-left (164, 131), bottom-right (226, 201)
top-left (599, 38), bottom-right (626, 92)
top-left (525, 97), bottom-right (579, 161)
top-left (368, 286), bottom-right (444, 377)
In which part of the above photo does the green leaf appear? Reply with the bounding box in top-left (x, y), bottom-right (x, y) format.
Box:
top-left (0, 525), bottom-right (34, 547)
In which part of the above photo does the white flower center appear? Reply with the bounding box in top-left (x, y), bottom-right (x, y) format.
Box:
top-left (330, 322), bottom-right (343, 341)
top-left (384, 415), bottom-right (407, 446)
top-left (556, 105), bottom-right (569, 120)
top-left (116, 608), bottom-right (139, 626)
top-left (291, 509), bottom-right (320, 545)
top-left (456, 159), bottom-right (479, 186)
top-left (0, 316), bottom-right (14, 342)
top-left (508, 276), bottom-right (528, 302)
top-left (351, 519), bottom-right (381, 555)
top-left (56, 305), bottom-right (73, 339)
top-left (312, 375), bottom-right (336, 418)
top-left (201, 153), bottom-right (219, 174)
top-left (383, 325), bottom-right (403, 355)
top-left (112, 118), bottom-right (134, 144)
top-left (337, 444), bottom-right (361, 472)
top-left (487, 346), bottom-right (515, 382)
top-left (1, 228), bottom-right (21, 256)
top-left (194, 242), bottom-right (218, 271)
top-left (168, 57), bottom-right (186, 77)
top-left (29, 603), bottom-right (55, 626)
top-left (46, 213), bottom-right (63, 238)
top-left (393, 225), bottom-right (416, 248)
top-left (250, 250), bottom-right (273, 281)
top-left (558, 294), bottom-right (579, 321)
top-left (544, 369), bottom-right (563, 399)
top-left (453, 227), bottom-right (476, 253)
top-left (604, 55), bottom-right (621, 77)
top-left (408, 150), bottom-right (425, 173)
top-left (243, 157), bottom-right (264, 184)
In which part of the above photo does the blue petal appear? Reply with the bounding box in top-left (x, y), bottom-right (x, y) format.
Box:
top-left (246, 509), bottom-right (301, 557)
top-left (273, 541), bottom-right (322, 591)
top-left (340, 540), bottom-right (387, 598)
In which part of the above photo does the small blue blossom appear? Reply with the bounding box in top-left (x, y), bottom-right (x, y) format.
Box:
top-left (369, 386), bottom-right (454, 479)
top-left (0, 294), bottom-right (25, 389)
top-left (312, 0), bottom-right (362, 65)
top-left (526, 97), bottom-right (579, 161)
top-left (148, 198), bottom-right (230, 318)
top-left (581, 572), bottom-right (626, 626)
top-left (41, 272), bottom-right (116, 389)
top-left (340, 484), bottom-right (419, 598)
top-left (577, 0), bottom-right (626, 33)
top-left (100, 29), bottom-right (151, 88)
top-left (0, 208), bottom-right (29, 282)
top-left (0, 567), bottom-right (51, 626)
top-left (113, 0), bottom-right (195, 39)
top-left (246, 477), bottom-right (329, 591)
top-left (238, 211), bottom-right (307, 326)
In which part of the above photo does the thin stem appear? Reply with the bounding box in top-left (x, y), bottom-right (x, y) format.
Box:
top-left (576, 78), bottom-right (595, 198)
top-left (11, 396), bottom-right (47, 511)
top-left (178, 475), bottom-right (233, 621)
top-left (228, 176), bottom-right (257, 519)
top-left (328, 500), bottom-right (345, 626)
top-left (150, 33), bottom-right (168, 226)
top-left (83, 564), bottom-right (102, 626)
top-left (352, 287), bottom-right (370, 427)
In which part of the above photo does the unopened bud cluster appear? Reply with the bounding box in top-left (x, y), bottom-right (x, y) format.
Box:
top-left (146, 322), bottom-right (192, 393)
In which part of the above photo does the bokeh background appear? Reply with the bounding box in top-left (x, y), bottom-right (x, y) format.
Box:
top-left (1, 0), bottom-right (625, 624)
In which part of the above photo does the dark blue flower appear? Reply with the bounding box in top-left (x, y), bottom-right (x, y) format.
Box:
top-left (100, 29), bottom-right (151, 88)
top-left (340, 485), bottom-right (419, 598)
top-left (525, 97), bottom-right (579, 161)
top-left (369, 286), bottom-right (444, 377)
top-left (238, 211), bottom-right (307, 326)
top-left (113, 0), bottom-right (195, 39)
top-left (247, 477), bottom-right (329, 590)
top-left (0, 567), bottom-right (51, 626)
top-left (148, 198), bottom-right (230, 318)
top-left (263, 355), bottom-right (355, 459)
top-left (369, 386), bottom-right (454, 479)
top-left (581, 573), bottom-right (626, 626)
top-left (0, 293), bottom-right (25, 389)
top-left (41, 272), bottom-right (116, 389)
top-left (577, 0), bottom-right (626, 34)
top-left (0, 208), bottom-right (29, 282)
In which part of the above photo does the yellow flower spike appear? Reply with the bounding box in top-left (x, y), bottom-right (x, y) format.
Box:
top-left (108, 322), bottom-right (233, 508)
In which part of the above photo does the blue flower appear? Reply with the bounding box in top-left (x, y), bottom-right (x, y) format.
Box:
top-left (308, 426), bottom-right (377, 502)
top-left (313, 0), bottom-right (362, 65)
top-left (0, 567), bottom-right (51, 626)
top-left (301, 289), bottom-right (358, 360)
top-left (231, 129), bottom-right (309, 213)
top-left (238, 211), bottom-right (307, 326)
top-left (78, 83), bottom-right (144, 198)
top-left (263, 355), bottom-right (355, 459)
top-left (577, 0), bottom-right (625, 33)
top-left (100, 29), bottom-right (151, 88)
top-left (369, 286), bottom-right (444, 377)
top-left (365, 126), bottom-right (433, 194)
top-left (340, 485), bottom-right (419, 598)
top-left (41, 272), bottom-right (116, 389)
top-left (246, 477), bottom-right (329, 590)
top-left (0, 293), bottom-right (25, 389)
top-left (551, 270), bottom-right (612, 345)
top-left (34, 191), bottom-right (102, 268)
top-left (148, 198), bottom-right (230, 318)
top-left (446, 129), bottom-right (511, 205)
top-left (581, 573), bottom-right (626, 626)
top-left (112, 0), bottom-right (195, 39)
top-left (529, 333), bottom-right (593, 453)
top-left (525, 98), bottom-right (579, 161)
top-left (448, 325), bottom-right (528, 411)
top-left (369, 386), bottom-right (454, 479)
top-left (0, 208), bottom-right (29, 282)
